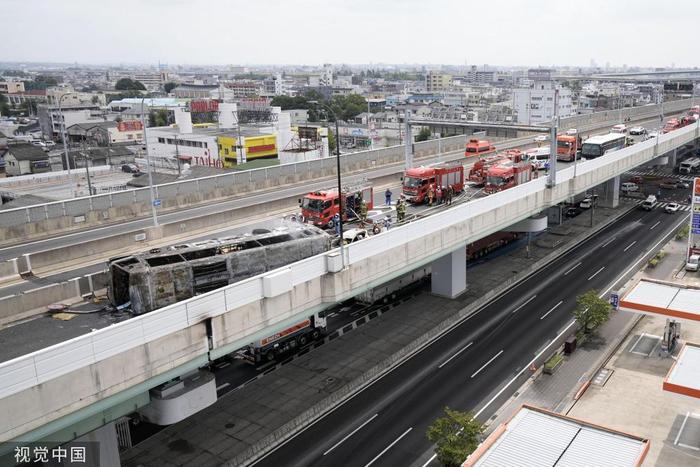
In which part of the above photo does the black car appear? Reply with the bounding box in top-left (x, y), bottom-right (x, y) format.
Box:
top-left (565, 207), bottom-right (582, 218)
top-left (121, 163), bottom-right (140, 173)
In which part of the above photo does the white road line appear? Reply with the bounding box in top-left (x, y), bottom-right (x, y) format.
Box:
top-left (512, 295), bottom-right (536, 314)
top-left (422, 453), bottom-right (437, 467)
top-left (588, 266), bottom-right (605, 281)
top-left (563, 262), bottom-right (582, 276)
top-left (323, 413), bottom-right (379, 456)
top-left (471, 350), bottom-right (504, 378)
top-left (438, 342), bottom-right (474, 369)
top-left (216, 361), bottom-right (231, 368)
top-left (540, 300), bottom-right (563, 320)
top-left (624, 241), bottom-right (637, 252)
top-left (650, 221), bottom-right (661, 230)
top-left (675, 412), bottom-right (690, 446)
top-left (216, 382), bottom-right (230, 391)
top-left (600, 237), bottom-right (616, 248)
top-left (364, 427), bottom-right (413, 467)
top-left (630, 333), bottom-right (647, 354)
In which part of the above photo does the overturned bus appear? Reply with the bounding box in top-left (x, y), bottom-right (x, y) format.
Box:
top-left (107, 225), bottom-right (332, 315)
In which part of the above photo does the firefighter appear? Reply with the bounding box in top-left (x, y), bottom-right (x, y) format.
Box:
top-left (383, 215), bottom-right (392, 231)
top-left (332, 213), bottom-right (341, 236)
top-left (427, 185), bottom-right (435, 206)
top-left (447, 185), bottom-right (454, 205)
top-left (397, 198), bottom-right (406, 222)
top-left (385, 188), bottom-right (392, 206)
top-left (436, 185), bottom-right (443, 204)
top-left (359, 199), bottom-right (368, 222)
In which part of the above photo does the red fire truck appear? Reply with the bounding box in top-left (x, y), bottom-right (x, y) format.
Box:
top-left (402, 162), bottom-right (465, 204)
top-left (468, 150), bottom-right (522, 185)
top-left (484, 154), bottom-right (535, 194)
top-left (300, 184), bottom-right (373, 229)
top-left (465, 138), bottom-right (496, 157)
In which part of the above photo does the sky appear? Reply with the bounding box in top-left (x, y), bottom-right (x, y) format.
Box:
top-left (1, 0), bottom-right (698, 68)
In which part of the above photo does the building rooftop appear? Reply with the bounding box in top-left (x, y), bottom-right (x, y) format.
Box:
top-left (620, 279), bottom-right (700, 322)
top-left (464, 405), bottom-right (649, 467)
top-left (664, 342), bottom-right (700, 399)
top-left (7, 144), bottom-right (48, 161)
top-left (67, 121), bottom-right (118, 131)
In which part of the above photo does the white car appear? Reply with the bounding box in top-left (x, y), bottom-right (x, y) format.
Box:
top-left (629, 127), bottom-right (646, 135)
top-left (343, 228), bottom-right (368, 244)
top-left (565, 128), bottom-right (578, 136)
top-left (621, 182), bottom-right (639, 193)
top-left (534, 134), bottom-right (548, 142)
top-left (664, 202), bottom-right (680, 213)
top-left (647, 131), bottom-right (659, 139)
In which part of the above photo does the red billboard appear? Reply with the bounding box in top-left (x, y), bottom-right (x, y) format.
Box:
top-left (117, 120), bottom-right (143, 132)
top-left (190, 100), bottom-right (219, 113)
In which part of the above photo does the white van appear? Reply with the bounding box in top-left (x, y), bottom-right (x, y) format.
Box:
top-left (641, 195), bottom-right (656, 210)
top-left (686, 254), bottom-right (700, 272)
top-left (525, 147), bottom-right (550, 170)
top-left (611, 124), bottom-right (628, 134)
top-left (620, 182), bottom-right (639, 193)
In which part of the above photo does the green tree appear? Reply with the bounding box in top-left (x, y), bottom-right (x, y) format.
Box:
top-left (0, 94), bottom-right (10, 116)
top-left (574, 290), bottom-right (612, 334)
top-left (416, 127), bottom-right (432, 142)
top-left (115, 78), bottom-right (146, 91)
top-left (164, 81), bottom-right (179, 94)
top-left (149, 109), bottom-right (169, 127)
top-left (23, 75), bottom-right (59, 90)
top-left (427, 407), bottom-right (484, 467)
top-left (327, 128), bottom-right (337, 155)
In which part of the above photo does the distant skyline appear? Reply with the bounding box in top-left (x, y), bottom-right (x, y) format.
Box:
top-left (2, 0), bottom-right (698, 68)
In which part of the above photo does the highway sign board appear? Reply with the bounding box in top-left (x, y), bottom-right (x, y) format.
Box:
top-left (153, 199), bottom-right (162, 207)
top-left (610, 292), bottom-right (620, 310)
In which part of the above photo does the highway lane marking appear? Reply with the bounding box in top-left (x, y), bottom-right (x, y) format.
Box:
top-left (364, 427), bottom-right (413, 467)
top-left (624, 241), bottom-right (637, 252)
top-left (587, 266), bottom-right (605, 281)
top-left (216, 382), bottom-right (230, 391)
top-left (601, 237), bottom-right (616, 248)
top-left (675, 412), bottom-right (691, 446)
top-left (216, 362), bottom-right (230, 369)
top-left (471, 350), bottom-right (504, 378)
top-left (540, 300), bottom-right (563, 320)
top-left (323, 413), bottom-right (379, 456)
top-left (563, 262), bottom-right (582, 276)
top-left (438, 342), bottom-right (474, 369)
top-left (650, 221), bottom-right (661, 230)
top-left (512, 295), bottom-right (536, 314)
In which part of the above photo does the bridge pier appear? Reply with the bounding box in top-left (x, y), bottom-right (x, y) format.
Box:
top-left (667, 148), bottom-right (678, 169)
top-left (598, 175), bottom-right (620, 208)
top-left (431, 247), bottom-right (467, 299)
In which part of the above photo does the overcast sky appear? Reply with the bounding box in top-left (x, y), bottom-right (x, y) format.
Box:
top-left (2, 0), bottom-right (697, 68)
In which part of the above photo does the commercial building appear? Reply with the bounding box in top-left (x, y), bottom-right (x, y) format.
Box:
top-left (172, 84), bottom-right (220, 99)
top-left (4, 144), bottom-right (50, 176)
top-left (66, 120), bottom-right (144, 146)
top-left (426, 70), bottom-right (452, 92)
top-left (512, 69), bottom-right (573, 124)
top-left (37, 103), bottom-right (115, 141)
top-left (0, 81), bottom-right (25, 94)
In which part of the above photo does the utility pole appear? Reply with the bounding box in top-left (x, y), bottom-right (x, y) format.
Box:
top-left (80, 140), bottom-right (93, 196)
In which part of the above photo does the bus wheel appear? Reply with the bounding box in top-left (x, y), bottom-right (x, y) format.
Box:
top-left (265, 351), bottom-right (275, 362)
top-left (311, 330), bottom-right (321, 340)
top-left (298, 335), bottom-right (308, 346)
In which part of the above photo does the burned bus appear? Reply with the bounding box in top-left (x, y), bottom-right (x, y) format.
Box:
top-left (107, 225), bottom-right (331, 315)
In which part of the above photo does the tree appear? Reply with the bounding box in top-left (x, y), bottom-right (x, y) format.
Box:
top-left (574, 290), bottom-right (612, 334)
top-left (164, 81), bottom-right (179, 94)
top-left (327, 128), bottom-right (337, 155)
top-left (427, 407), bottom-right (484, 467)
top-left (115, 78), bottom-right (146, 91)
top-left (23, 75), bottom-right (59, 90)
top-left (149, 109), bottom-right (169, 127)
top-left (416, 127), bottom-right (432, 142)
top-left (0, 94), bottom-right (9, 116)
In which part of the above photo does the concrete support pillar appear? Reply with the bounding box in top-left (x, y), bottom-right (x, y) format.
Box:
top-left (667, 148), bottom-right (678, 169)
top-left (599, 175), bottom-right (620, 208)
top-left (68, 421), bottom-right (121, 467)
top-left (431, 247), bottom-right (467, 299)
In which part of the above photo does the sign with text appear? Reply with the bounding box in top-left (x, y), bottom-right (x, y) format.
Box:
top-left (117, 120), bottom-right (143, 132)
top-left (189, 100), bottom-right (219, 113)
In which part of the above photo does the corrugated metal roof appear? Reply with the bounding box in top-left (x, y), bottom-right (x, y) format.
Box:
top-left (471, 407), bottom-right (646, 467)
top-left (666, 344), bottom-right (700, 392)
top-left (621, 280), bottom-right (700, 320)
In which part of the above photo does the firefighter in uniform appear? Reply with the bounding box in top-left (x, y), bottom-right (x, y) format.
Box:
top-left (397, 198), bottom-right (406, 222)
top-left (359, 199), bottom-right (368, 223)
top-left (428, 185), bottom-right (435, 206)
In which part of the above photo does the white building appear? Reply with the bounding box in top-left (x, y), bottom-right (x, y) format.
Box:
top-left (512, 69), bottom-right (573, 125)
top-left (320, 64), bottom-right (333, 87)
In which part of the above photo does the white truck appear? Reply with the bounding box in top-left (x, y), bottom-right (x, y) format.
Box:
top-left (245, 313), bottom-right (326, 364)
top-left (679, 157), bottom-right (700, 175)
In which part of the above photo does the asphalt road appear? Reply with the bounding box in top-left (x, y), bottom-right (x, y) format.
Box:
top-left (1, 111), bottom-right (682, 263)
top-left (253, 201), bottom-right (689, 467)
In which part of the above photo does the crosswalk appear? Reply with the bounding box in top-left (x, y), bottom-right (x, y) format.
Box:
top-left (626, 169), bottom-right (696, 181)
top-left (619, 197), bottom-right (693, 211)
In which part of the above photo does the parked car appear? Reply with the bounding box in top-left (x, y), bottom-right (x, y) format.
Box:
top-left (343, 228), bottom-right (368, 244)
top-left (629, 127), bottom-right (647, 135)
top-left (121, 163), bottom-right (140, 173)
top-left (686, 254), bottom-right (700, 272)
top-left (676, 180), bottom-right (691, 189)
top-left (565, 207), bottom-right (582, 218)
top-left (659, 180), bottom-right (678, 190)
top-left (664, 202), bottom-right (680, 213)
top-left (579, 194), bottom-right (598, 209)
top-left (621, 182), bottom-right (639, 193)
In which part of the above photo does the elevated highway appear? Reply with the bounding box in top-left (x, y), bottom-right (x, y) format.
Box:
top-left (0, 121), bottom-right (698, 448)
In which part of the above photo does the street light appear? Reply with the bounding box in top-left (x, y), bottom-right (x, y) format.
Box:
top-left (57, 93), bottom-right (73, 176)
top-left (140, 96), bottom-right (159, 227)
top-left (310, 100), bottom-right (345, 269)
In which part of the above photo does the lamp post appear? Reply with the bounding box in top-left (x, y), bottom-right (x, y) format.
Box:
top-left (140, 97), bottom-right (159, 227)
top-left (310, 100), bottom-right (345, 269)
top-left (57, 93), bottom-right (73, 177)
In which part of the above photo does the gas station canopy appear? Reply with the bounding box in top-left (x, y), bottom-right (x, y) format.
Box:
top-left (619, 280), bottom-right (700, 322)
